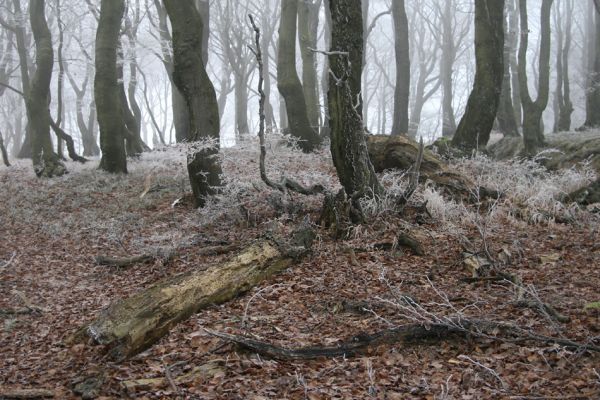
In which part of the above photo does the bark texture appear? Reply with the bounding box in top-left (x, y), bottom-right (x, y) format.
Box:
top-left (164, 0), bottom-right (222, 207)
top-left (27, 0), bottom-right (66, 177)
top-left (278, 0), bottom-right (320, 152)
top-left (391, 0), bottom-right (410, 135)
top-left (328, 0), bottom-right (382, 221)
top-left (497, 0), bottom-right (520, 137)
top-left (75, 235), bottom-right (312, 361)
top-left (298, 0), bottom-right (321, 128)
top-left (518, 0), bottom-right (553, 156)
top-left (584, 2), bottom-right (600, 128)
top-left (452, 0), bottom-right (505, 151)
top-left (95, 0), bottom-right (128, 173)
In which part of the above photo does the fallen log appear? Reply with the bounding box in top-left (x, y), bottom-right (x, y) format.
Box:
top-left (72, 230), bottom-right (314, 361)
top-left (565, 178), bottom-right (600, 206)
top-left (366, 135), bottom-right (498, 201)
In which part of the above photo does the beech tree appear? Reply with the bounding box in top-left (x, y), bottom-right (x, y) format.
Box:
top-left (328, 0), bottom-right (382, 222)
top-left (391, 0), bottom-right (410, 135)
top-left (95, 0), bottom-right (128, 173)
top-left (278, 0), bottom-right (320, 152)
top-left (518, 0), bottom-right (553, 155)
top-left (27, 0), bottom-right (66, 177)
top-left (163, 0), bottom-right (222, 207)
top-left (452, 0), bottom-right (505, 151)
top-left (583, 0), bottom-right (600, 128)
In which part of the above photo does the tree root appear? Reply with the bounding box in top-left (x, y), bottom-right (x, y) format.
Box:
top-left (204, 317), bottom-right (600, 361)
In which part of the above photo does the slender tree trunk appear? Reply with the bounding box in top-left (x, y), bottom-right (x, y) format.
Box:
top-left (234, 76), bottom-right (250, 137)
top-left (277, 0), bottom-right (320, 152)
top-left (55, 0), bottom-right (65, 158)
top-left (96, 0), bottom-right (128, 173)
top-left (27, 0), bottom-right (66, 177)
top-left (452, 0), bottom-right (505, 151)
top-left (508, 0), bottom-right (521, 127)
top-left (320, 0), bottom-right (332, 137)
top-left (261, 8), bottom-right (277, 130)
top-left (0, 129), bottom-right (10, 166)
top-left (584, 1), bottom-right (600, 128)
top-left (328, 0), bottom-right (382, 222)
top-left (391, 0), bottom-right (410, 135)
top-left (13, 0), bottom-right (33, 159)
top-left (553, 0), bottom-right (574, 132)
top-left (164, 0), bottom-right (222, 207)
top-left (298, 0), bottom-right (321, 128)
top-left (518, 0), bottom-right (553, 156)
top-left (497, 0), bottom-right (520, 137)
top-left (441, 0), bottom-right (457, 137)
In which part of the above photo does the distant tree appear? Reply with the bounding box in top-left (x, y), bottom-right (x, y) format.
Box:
top-left (553, 0), bottom-right (574, 132)
top-left (0, 129), bottom-right (9, 167)
top-left (298, 0), bottom-right (321, 128)
top-left (328, 0), bottom-right (382, 222)
top-left (518, 0), bottom-right (553, 155)
top-left (27, 0), bottom-right (66, 177)
top-left (452, 0), bottom-right (505, 151)
top-left (583, 0), bottom-right (600, 128)
top-left (95, 0), bottom-right (128, 173)
top-left (391, 0), bottom-right (410, 136)
top-left (163, 0), bottom-right (222, 207)
top-left (496, 0), bottom-right (520, 137)
top-left (278, 0), bottom-right (320, 152)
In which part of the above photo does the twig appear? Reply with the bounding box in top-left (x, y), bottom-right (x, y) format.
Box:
top-left (458, 354), bottom-right (507, 389)
top-left (241, 284), bottom-right (282, 330)
top-left (248, 14), bottom-right (324, 197)
top-left (0, 251), bottom-right (16, 269)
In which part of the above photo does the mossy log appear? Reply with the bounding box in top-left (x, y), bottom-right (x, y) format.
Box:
top-left (366, 135), bottom-right (497, 200)
top-left (75, 233), bottom-right (313, 361)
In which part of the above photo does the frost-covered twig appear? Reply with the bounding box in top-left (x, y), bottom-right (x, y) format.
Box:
top-left (458, 355), bottom-right (507, 389)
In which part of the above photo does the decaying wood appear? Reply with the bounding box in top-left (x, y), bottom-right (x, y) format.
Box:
top-left (0, 388), bottom-right (55, 399)
top-left (120, 360), bottom-right (225, 393)
top-left (205, 317), bottom-right (600, 361)
top-left (74, 231), bottom-right (313, 360)
top-left (366, 135), bottom-right (498, 201)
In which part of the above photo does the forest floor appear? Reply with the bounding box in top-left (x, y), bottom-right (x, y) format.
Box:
top-left (1, 135), bottom-right (600, 399)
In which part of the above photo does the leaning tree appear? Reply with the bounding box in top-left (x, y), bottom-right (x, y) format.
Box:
top-left (163, 0), bottom-right (222, 207)
top-left (451, 0), bottom-right (505, 151)
top-left (27, 0), bottom-right (66, 177)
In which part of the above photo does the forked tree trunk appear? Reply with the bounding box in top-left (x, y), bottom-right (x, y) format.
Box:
top-left (164, 0), bottom-right (222, 207)
top-left (278, 0), bottom-right (320, 152)
top-left (27, 0), bottom-right (66, 177)
top-left (391, 0), bottom-right (410, 136)
top-left (518, 0), bottom-right (553, 156)
top-left (497, 0), bottom-right (520, 137)
top-left (72, 234), bottom-right (313, 361)
top-left (95, 0), bottom-right (128, 173)
top-left (328, 0), bottom-right (382, 222)
top-left (452, 0), bottom-right (505, 151)
top-left (584, 1), bottom-right (600, 128)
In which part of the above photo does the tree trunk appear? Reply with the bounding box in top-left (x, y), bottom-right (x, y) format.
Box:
top-left (391, 0), bottom-right (410, 136)
top-left (277, 0), bottom-right (320, 152)
top-left (234, 74), bottom-right (250, 137)
top-left (117, 53), bottom-right (145, 156)
top-left (508, 0), bottom-right (522, 127)
top-left (584, 2), bottom-right (600, 128)
top-left (73, 235), bottom-right (313, 361)
top-left (497, 0), bottom-right (520, 137)
top-left (95, 0), bottom-right (128, 173)
top-left (440, 0), bottom-right (457, 137)
top-left (0, 130), bottom-right (10, 166)
top-left (14, 0), bottom-right (33, 159)
top-left (27, 0), bottom-right (66, 177)
top-left (452, 0), bottom-right (505, 151)
top-left (164, 0), bottom-right (222, 208)
top-left (518, 0), bottom-right (553, 156)
top-left (298, 0), bottom-right (321, 128)
top-left (553, 0), bottom-right (574, 133)
top-left (328, 0), bottom-right (382, 222)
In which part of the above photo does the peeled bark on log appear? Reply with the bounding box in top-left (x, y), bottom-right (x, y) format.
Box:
top-left (366, 135), bottom-right (498, 200)
top-left (74, 232), bottom-right (313, 361)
